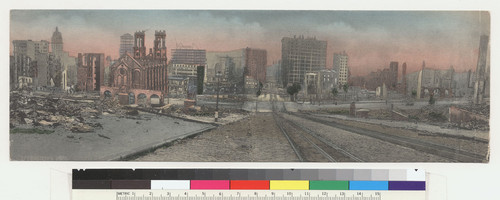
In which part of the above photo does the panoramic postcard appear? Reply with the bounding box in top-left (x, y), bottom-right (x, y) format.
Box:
top-left (9, 10), bottom-right (490, 162)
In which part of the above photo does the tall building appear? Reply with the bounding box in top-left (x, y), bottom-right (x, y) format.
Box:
top-left (473, 35), bottom-right (490, 104)
top-left (168, 49), bottom-right (207, 97)
top-left (281, 35), bottom-right (327, 87)
top-left (51, 27), bottom-right (63, 56)
top-left (11, 28), bottom-right (77, 91)
top-left (119, 33), bottom-right (134, 56)
top-left (206, 50), bottom-right (245, 94)
top-left (400, 62), bottom-right (407, 94)
top-left (170, 49), bottom-right (206, 65)
top-left (244, 47), bottom-right (267, 83)
top-left (389, 61), bottom-right (399, 89)
top-left (11, 40), bottom-right (50, 88)
top-left (266, 61), bottom-right (281, 88)
top-left (333, 51), bottom-right (349, 86)
top-left (206, 48), bottom-right (267, 94)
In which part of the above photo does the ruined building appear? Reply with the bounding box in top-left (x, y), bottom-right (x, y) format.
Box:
top-left (205, 48), bottom-right (267, 94)
top-left (101, 30), bottom-right (168, 105)
top-left (266, 61), bottom-right (282, 89)
top-left (406, 62), bottom-right (454, 99)
top-left (11, 40), bottom-right (48, 89)
top-left (77, 53), bottom-right (105, 92)
top-left (168, 48), bottom-right (207, 97)
top-left (353, 61), bottom-right (399, 91)
top-left (244, 48), bottom-right (267, 84)
top-left (244, 48), bottom-right (267, 94)
top-left (281, 35), bottom-right (327, 87)
top-left (473, 35), bottom-right (490, 104)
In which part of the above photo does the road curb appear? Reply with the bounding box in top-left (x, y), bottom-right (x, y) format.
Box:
top-left (108, 126), bottom-right (216, 161)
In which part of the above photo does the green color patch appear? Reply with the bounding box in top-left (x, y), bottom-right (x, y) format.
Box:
top-left (10, 128), bottom-right (55, 134)
top-left (309, 181), bottom-right (349, 190)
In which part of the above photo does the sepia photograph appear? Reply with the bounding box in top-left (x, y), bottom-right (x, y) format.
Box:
top-left (9, 10), bottom-right (490, 162)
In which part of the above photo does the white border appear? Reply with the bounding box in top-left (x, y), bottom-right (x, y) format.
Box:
top-left (1, 1), bottom-right (498, 200)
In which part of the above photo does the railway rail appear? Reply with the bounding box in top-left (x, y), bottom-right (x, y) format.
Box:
top-left (271, 101), bottom-right (363, 162)
top-left (292, 112), bottom-right (487, 163)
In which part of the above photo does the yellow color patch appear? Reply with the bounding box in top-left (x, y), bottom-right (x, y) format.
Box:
top-left (269, 180), bottom-right (309, 190)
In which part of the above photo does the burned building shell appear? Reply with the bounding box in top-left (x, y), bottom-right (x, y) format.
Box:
top-left (100, 30), bottom-right (168, 106)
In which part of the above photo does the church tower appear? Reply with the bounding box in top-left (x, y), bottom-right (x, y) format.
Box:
top-left (133, 31), bottom-right (146, 59)
top-left (153, 30), bottom-right (167, 62)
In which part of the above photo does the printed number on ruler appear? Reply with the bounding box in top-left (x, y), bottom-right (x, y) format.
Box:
top-left (115, 190), bottom-right (386, 200)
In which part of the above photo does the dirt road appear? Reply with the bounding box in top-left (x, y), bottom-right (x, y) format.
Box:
top-left (134, 113), bottom-right (299, 162)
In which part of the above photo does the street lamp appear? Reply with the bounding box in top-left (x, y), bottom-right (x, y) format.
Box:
top-left (215, 70), bottom-right (221, 122)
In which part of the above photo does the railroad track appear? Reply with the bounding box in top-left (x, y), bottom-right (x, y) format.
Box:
top-left (271, 102), bottom-right (363, 162)
top-left (292, 112), bottom-right (487, 163)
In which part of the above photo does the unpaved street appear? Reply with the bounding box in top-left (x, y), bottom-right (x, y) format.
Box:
top-left (135, 113), bottom-right (299, 162)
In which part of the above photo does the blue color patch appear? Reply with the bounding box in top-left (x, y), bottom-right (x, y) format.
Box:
top-left (349, 181), bottom-right (388, 190)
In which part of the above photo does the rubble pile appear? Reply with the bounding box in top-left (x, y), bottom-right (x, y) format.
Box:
top-left (10, 91), bottom-right (122, 133)
top-left (449, 104), bottom-right (490, 131)
top-left (449, 119), bottom-right (489, 131)
top-left (157, 103), bottom-right (248, 120)
top-left (455, 104), bottom-right (490, 117)
top-left (403, 105), bottom-right (449, 124)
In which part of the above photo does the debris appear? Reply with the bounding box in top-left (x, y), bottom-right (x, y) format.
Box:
top-left (38, 120), bottom-right (55, 126)
top-left (98, 134), bottom-right (111, 139)
top-left (23, 118), bottom-right (33, 125)
top-left (126, 110), bottom-right (139, 116)
top-left (71, 123), bottom-right (94, 133)
top-left (10, 91), bottom-right (123, 133)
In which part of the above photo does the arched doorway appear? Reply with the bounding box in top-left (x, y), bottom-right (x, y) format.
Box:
top-left (137, 93), bottom-right (147, 106)
top-left (104, 90), bottom-right (112, 99)
top-left (128, 92), bottom-right (135, 104)
top-left (150, 94), bottom-right (160, 105)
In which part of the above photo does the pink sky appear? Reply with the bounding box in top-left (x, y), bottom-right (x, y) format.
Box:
top-left (10, 10), bottom-right (489, 76)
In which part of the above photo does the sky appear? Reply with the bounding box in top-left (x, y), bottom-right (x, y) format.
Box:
top-left (10, 10), bottom-right (489, 76)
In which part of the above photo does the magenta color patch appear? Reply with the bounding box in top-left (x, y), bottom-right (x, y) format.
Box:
top-left (190, 180), bottom-right (230, 190)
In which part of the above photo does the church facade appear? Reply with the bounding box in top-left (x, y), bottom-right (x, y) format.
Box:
top-left (100, 30), bottom-right (168, 106)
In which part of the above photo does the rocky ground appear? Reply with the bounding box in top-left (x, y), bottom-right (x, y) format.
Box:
top-left (311, 103), bottom-right (490, 131)
top-left (134, 113), bottom-right (299, 162)
top-left (10, 91), bottom-right (249, 134)
top-left (9, 91), bottom-right (246, 160)
top-left (10, 91), bottom-right (119, 133)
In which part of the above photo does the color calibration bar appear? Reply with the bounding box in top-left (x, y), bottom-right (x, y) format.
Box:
top-left (74, 179), bottom-right (425, 190)
top-left (73, 169), bottom-right (425, 182)
top-left (72, 169), bottom-right (425, 200)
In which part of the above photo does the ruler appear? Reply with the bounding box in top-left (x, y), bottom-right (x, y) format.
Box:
top-left (72, 169), bottom-right (426, 200)
top-left (73, 189), bottom-right (425, 200)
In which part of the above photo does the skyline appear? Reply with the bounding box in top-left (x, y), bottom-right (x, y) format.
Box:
top-left (10, 10), bottom-right (490, 76)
